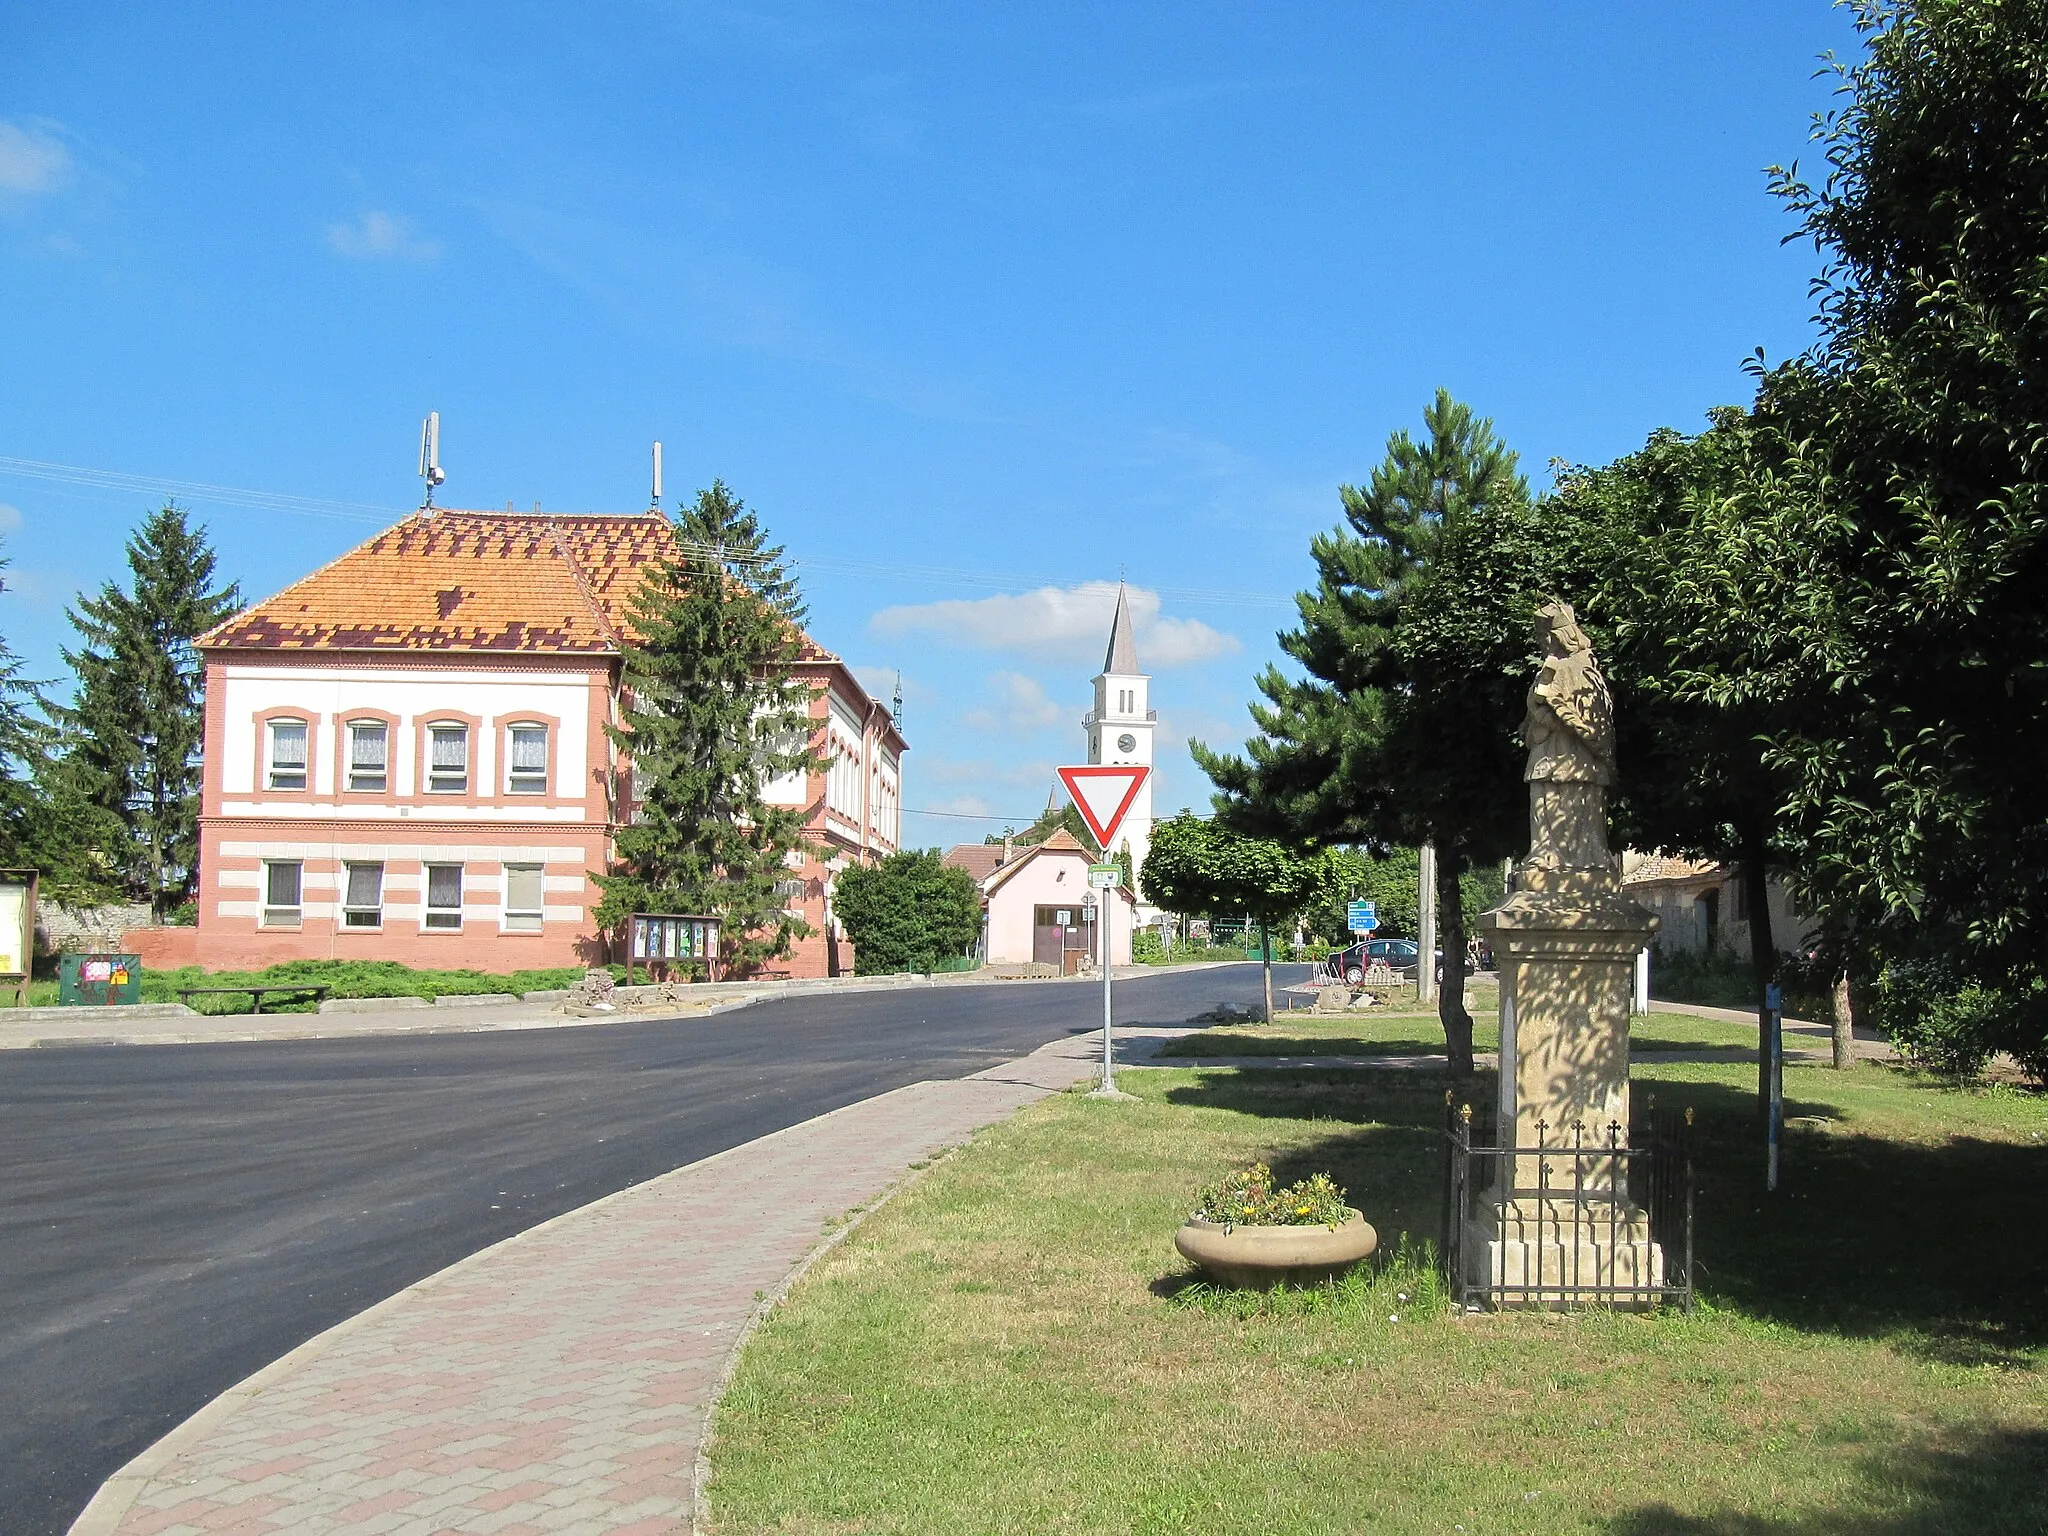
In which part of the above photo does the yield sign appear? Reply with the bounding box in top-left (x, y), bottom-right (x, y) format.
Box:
top-left (1056, 764), bottom-right (1150, 851)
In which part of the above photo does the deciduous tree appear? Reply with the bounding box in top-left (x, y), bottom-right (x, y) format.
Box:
top-left (1140, 812), bottom-right (1320, 1023)
top-left (832, 850), bottom-right (983, 975)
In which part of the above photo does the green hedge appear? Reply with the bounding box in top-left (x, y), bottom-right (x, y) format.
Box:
top-left (25, 959), bottom-right (622, 1014)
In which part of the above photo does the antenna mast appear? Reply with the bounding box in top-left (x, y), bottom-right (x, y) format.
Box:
top-left (417, 412), bottom-right (446, 510)
top-left (651, 441), bottom-right (663, 512)
top-left (892, 671), bottom-right (904, 728)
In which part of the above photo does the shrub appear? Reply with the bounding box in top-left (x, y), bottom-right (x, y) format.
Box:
top-left (1190, 1161), bottom-right (1350, 1227)
top-left (832, 850), bottom-right (982, 975)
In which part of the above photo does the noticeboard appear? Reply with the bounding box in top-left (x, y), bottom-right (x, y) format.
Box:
top-left (626, 913), bottom-right (723, 984)
top-left (0, 868), bottom-right (34, 1006)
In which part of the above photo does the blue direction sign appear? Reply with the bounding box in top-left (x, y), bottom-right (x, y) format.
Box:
top-left (1347, 900), bottom-right (1378, 934)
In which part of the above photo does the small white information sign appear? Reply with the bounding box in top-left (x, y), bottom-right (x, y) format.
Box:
top-left (1088, 864), bottom-right (1119, 889)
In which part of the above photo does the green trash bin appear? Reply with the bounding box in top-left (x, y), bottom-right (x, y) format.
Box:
top-left (58, 952), bottom-right (142, 1006)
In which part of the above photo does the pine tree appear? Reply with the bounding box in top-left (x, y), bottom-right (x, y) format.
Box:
top-left (594, 482), bottom-right (821, 972)
top-left (58, 504), bottom-right (240, 916)
top-left (0, 538), bottom-right (56, 869)
top-left (1193, 391), bottom-right (1541, 1074)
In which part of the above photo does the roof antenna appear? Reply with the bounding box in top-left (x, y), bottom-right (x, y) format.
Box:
top-left (892, 671), bottom-right (904, 728)
top-left (650, 440), bottom-right (663, 513)
top-left (417, 412), bottom-right (445, 511)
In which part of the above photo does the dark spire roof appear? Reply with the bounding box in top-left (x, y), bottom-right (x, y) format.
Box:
top-left (1102, 582), bottom-right (1139, 674)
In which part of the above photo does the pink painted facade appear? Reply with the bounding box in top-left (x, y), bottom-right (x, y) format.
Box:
top-left (945, 831), bottom-right (1135, 969)
top-left (193, 510), bottom-right (904, 977)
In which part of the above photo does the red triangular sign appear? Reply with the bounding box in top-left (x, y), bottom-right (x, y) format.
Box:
top-left (1056, 764), bottom-right (1150, 851)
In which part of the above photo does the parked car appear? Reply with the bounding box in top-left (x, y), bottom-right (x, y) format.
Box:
top-left (1334, 937), bottom-right (1423, 984)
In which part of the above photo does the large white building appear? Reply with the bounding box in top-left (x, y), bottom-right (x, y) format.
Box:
top-left (1080, 583), bottom-right (1154, 886)
top-left (177, 508), bottom-right (904, 978)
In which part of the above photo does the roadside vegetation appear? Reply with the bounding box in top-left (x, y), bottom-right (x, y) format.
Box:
top-left (28, 958), bottom-right (614, 1012)
top-left (710, 1060), bottom-right (2048, 1534)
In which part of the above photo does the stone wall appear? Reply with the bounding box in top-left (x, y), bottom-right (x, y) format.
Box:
top-left (36, 902), bottom-right (157, 955)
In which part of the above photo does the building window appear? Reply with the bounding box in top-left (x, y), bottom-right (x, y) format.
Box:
top-left (424, 863), bottom-right (463, 930)
top-left (507, 724), bottom-right (548, 794)
top-left (347, 721), bottom-right (388, 791)
top-left (342, 862), bottom-right (384, 928)
top-left (262, 861), bottom-right (303, 927)
top-left (268, 719), bottom-right (309, 791)
top-left (504, 864), bottom-right (544, 932)
top-left (428, 724), bottom-right (469, 792)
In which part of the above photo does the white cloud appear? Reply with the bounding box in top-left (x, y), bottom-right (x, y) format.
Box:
top-left (0, 504), bottom-right (22, 534)
top-left (870, 582), bottom-right (1239, 669)
top-left (963, 671), bottom-right (1066, 734)
top-left (327, 210), bottom-right (441, 261)
top-left (0, 120), bottom-right (70, 195)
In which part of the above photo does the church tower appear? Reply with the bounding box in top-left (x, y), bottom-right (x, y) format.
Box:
top-left (1083, 584), bottom-right (1155, 886)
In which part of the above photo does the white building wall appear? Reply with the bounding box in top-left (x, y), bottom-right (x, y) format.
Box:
top-left (218, 665), bottom-right (592, 812)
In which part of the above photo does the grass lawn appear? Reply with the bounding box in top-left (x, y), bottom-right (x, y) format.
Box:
top-left (1160, 1009), bottom-right (1760, 1060)
top-left (709, 1061), bottom-right (2048, 1534)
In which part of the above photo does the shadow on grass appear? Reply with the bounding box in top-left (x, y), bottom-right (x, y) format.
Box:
top-left (1160, 1069), bottom-right (2048, 1368)
top-left (1604, 1425), bottom-right (2048, 1534)
top-left (1157, 1033), bottom-right (1460, 1058)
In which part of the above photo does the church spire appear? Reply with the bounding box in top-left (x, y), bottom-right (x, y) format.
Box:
top-left (1102, 582), bottom-right (1139, 675)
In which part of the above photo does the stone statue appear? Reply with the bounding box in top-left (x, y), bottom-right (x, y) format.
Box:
top-left (1522, 600), bottom-right (1617, 884)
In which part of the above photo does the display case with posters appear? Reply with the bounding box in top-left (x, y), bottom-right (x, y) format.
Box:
top-left (0, 869), bottom-right (37, 1007)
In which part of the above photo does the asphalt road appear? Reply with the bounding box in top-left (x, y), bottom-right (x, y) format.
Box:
top-left (1, 963), bottom-right (1298, 1536)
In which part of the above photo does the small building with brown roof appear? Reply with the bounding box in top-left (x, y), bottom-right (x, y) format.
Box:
top-left (191, 507), bottom-right (904, 977)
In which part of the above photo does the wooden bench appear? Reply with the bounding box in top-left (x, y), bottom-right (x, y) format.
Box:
top-left (176, 984), bottom-right (331, 1014)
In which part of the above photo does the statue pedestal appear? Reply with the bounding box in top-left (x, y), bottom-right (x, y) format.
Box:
top-left (1469, 878), bottom-right (1662, 1308)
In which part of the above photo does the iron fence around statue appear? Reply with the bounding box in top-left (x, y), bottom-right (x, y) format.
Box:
top-left (1440, 1092), bottom-right (1695, 1312)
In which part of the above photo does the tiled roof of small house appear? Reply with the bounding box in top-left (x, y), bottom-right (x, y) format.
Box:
top-left (199, 509), bottom-right (839, 660)
top-left (982, 828), bottom-right (1128, 900)
top-left (942, 844), bottom-right (1004, 885)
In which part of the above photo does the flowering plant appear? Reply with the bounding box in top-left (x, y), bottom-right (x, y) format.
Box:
top-left (1190, 1162), bottom-right (1350, 1228)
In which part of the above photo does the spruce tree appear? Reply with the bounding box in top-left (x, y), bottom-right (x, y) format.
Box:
top-left (594, 482), bottom-right (821, 972)
top-left (59, 504), bottom-right (240, 916)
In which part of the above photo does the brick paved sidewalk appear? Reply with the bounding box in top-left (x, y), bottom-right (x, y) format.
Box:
top-left (70, 1032), bottom-right (1108, 1536)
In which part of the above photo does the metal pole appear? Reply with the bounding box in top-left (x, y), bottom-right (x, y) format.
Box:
top-left (1100, 894), bottom-right (1115, 1093)
top-left (1417, 843), bottom-right (1438, 1004)
top-left (1765, 981), bottom-right (1783, 1192)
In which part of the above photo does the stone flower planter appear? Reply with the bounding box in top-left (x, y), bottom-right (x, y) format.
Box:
top-left (1174, 1209), bottom-right (1378, 1289)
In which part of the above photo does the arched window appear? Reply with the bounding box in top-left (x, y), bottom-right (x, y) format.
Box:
top-left (427, 723), bottom-right (469, 793)
top-left (346, 720), bottom-right (388, 792)
top-left (507, 723), bottom-right (548, 794)
top-left (267, 719), bottom-right (309, 791)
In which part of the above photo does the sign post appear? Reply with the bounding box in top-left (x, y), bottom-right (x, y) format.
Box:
top-left (1056, 764), bottom-right (1151, 1097)
top-left (1765, 980), bottom-right (1784, 1193)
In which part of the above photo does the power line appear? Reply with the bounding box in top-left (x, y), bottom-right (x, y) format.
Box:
top-left (0, 453), bottom-right (1295, 607)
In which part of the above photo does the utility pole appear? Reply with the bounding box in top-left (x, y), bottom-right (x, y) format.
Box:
top-left (1418, 842), bottom-right (1438, 1004)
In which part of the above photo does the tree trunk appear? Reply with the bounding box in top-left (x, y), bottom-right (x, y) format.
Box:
top-left (1260, 926), bottom-right (1274, 1024)
top-left (1832, 970), bottom-right (1855, 1070)
top-left (1741, 838), bottom-right (1777, 1117)
top-left (1437, 852), bottom-right (1475, 1075)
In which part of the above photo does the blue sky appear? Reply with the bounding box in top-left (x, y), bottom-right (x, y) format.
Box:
top-left (0, 2), bottom-right (1858, 847)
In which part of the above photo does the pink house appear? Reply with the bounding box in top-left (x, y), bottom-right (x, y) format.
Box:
top-left (185, 508), bottom-right (904, 977)
top-left (944, 830), bottom-right (1135, 971)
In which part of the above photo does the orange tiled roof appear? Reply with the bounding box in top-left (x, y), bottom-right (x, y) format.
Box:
top-left (199, 509), bottom-right (839, 659)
